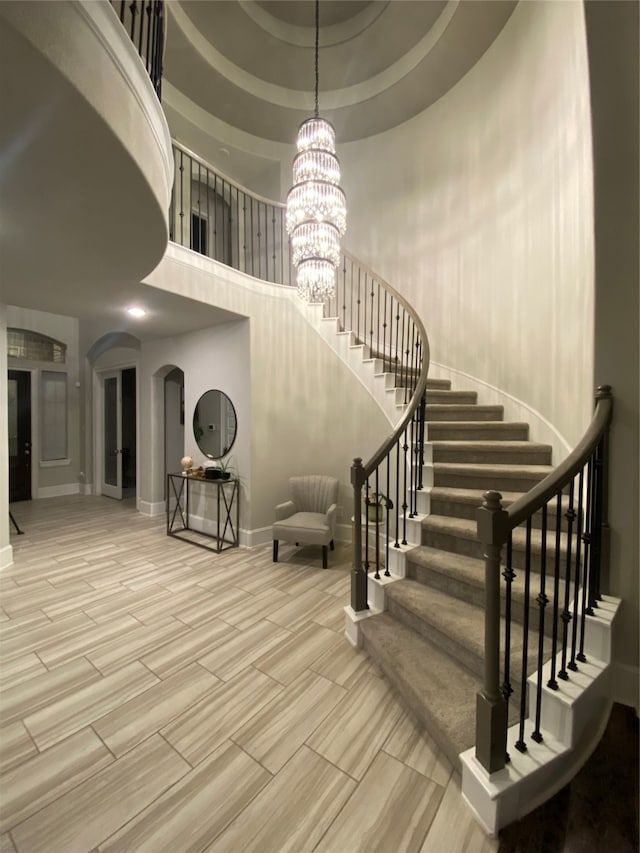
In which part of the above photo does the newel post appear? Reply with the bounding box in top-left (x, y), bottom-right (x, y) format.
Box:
top-left (351, 457), bottom-right (368, 612)
top-left (475, 490), bottom-right (510, 773)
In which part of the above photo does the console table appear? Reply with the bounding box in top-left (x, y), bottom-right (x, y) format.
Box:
top-left (167, 473), bottom-right (239, 553)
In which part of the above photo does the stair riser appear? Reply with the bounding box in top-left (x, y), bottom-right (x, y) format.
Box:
top-left (429, 497), bottom-right (575, 531)
top-left (432, 448), bottom-right (552, 465)
top-left (432, 470), bottom-right (547, 491)
top-left (427, 425), bottom-right (529, 441)
top-left (421, 528), bottom-right (568, 573)
top-left (387, 597), bottom-right (482, 679)
top-left (386, 596), bottom-right (541, 693)
top-left (427, 406), bottom-right (503, 422)
top-left (427, 392), bottom-right (478, 405)
top-left (406, 560), bottom-right (566, 639)
top-left (360, 628), bottom-right (466, 770)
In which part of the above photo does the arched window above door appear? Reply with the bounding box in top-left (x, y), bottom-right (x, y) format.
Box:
top-left (8, 329), bottom-right (66, 364)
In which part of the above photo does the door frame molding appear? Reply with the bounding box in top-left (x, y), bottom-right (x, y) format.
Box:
top-left (8, 367), bottom-right (38, 501)
top-left (93, 362), bottom-right (138, 499)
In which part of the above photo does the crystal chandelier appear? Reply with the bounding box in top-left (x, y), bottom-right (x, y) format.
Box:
top-left (286, 0), bottom-right (346, 302)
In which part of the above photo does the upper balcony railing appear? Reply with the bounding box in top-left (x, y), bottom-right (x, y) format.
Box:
top-left (110, 0), bottom-right (164, 98)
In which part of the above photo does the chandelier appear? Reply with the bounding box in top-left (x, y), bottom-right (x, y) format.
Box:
top-left (286, 0), bottom-right (346, 302)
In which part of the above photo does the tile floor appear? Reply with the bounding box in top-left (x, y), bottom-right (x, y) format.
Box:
top-left (1, 495), bottom-right (498, 853)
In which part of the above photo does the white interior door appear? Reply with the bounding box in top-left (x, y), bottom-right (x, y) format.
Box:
top-left (103, 372), bottom-right (122, 499)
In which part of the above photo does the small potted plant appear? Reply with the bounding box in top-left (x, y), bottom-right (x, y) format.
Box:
top-left (217, 456), bottom-right (235, 480)
top-left (364, 491), bottom-right (393, 523)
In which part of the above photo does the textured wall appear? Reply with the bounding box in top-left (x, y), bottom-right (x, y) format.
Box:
top-left (339, 0), bottom-right (594, 452)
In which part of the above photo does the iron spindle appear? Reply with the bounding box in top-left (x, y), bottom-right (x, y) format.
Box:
top-left (364, 477), bottom-right (370, 571)
top-left (502, 535), bottom-right (515, 708)
top-left (408, 416), bottom-right (416, 518)
top-left (569, 468), bottom-right (585, 670)
top-left (128, 1), bottom-right (137, 39)
top-left (401, 429), bottom-right (408, 545)
top-left (547, 493), bottom-right (563, 690)
top-left (558, 479), bottom-right (576, 680)
top-left (369, 278), bottom-right (374, 355)
top-left (577, 456), bottom-right (594, 661)
top-left (394, 439), bottom-right (401, 547)
top-left (532, 504), bottom-right (548, 742)
top-left (417, 391), bottom-right (426, 491)
top-left (515, 518), bottom-right (533, 752)
top-left (384, 454), bottom-right (391, 576)
top-left (144, 2), bottom-right (152, 71)
top-left (373, 469), bottom-right (381, 580)
top-left (590, 438), bottom-right (605, 606)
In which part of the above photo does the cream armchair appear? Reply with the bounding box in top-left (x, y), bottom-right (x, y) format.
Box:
top-left (273, 475), bottom-right (339, 569)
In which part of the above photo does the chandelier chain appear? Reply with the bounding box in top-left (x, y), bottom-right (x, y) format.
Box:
top-left (314, 0), bottom-right (319, 118)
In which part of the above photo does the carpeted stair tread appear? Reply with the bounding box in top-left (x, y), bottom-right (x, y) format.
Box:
top-left (432, 461), bottom-right (553, 491)
top-left (359, 613), bottom-right (479, 767)
top-left (431, 440), bottom-right (552, 465)
top-left (429, 487), bottom-right (572, 528)
top-left (426, 404), bottom-right (504, 422)
top-left (427, 421), bottom-right (529, 441)
top-left (422, 514), bottom-right (570, 553)
top-left (405, 544), bottom-right (567, 627)
top-left (386, 580), bottom-right (549, 678)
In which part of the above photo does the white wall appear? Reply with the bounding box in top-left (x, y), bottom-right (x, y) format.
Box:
top-left (0, 305), bottom-right (12, 568)
top-left (139, 319), bottom-right (251, 525)
top-left (144, 245), bottom-right (391, 541)
top-left (339, 0), bottom-right (594, 455)
top-left (164, 369), bottom-right (184, 483)
top-left (6, 306), bottom-right (81, 497)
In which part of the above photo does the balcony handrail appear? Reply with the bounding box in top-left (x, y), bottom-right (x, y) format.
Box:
top-left (171, 139), bottom-right (289, 211)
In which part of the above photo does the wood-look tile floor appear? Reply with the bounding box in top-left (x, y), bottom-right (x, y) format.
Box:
top-left (1, 496), bottom-right (497, 853)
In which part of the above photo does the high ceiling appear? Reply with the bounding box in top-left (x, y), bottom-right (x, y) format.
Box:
top-left (164, 0), bottom-right (518, 143)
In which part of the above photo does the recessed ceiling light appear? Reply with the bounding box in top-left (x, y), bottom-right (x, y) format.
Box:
top-left (127, 307), bottom-right (146, 318)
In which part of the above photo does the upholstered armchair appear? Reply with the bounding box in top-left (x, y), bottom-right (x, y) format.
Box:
top-left (273, 475), bottom-right (339, 569)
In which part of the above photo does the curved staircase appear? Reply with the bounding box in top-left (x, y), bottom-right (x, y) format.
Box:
top-left (360, 379), bottom-right (557, 768)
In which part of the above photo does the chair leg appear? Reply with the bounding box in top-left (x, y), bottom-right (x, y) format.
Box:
top-left (273, 540), bottom-right (278, 562)
top-left (330, 539), bottom-right (334, 551)
top-left (322, 545), bottom-right (328, 569)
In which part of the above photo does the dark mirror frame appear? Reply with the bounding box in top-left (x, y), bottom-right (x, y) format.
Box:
top-left (192, 389), bottom-right (237, 459)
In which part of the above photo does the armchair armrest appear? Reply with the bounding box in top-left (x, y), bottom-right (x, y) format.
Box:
top-left (275, 500), bottom-right (295, 521)
top-left (326, 502), bottom-right (338, 536)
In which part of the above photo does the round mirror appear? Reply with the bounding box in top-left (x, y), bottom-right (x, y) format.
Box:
top-left (193, 390), bottom-right (237, 459)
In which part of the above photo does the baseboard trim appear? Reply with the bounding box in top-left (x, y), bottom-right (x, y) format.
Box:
top-left (0, 544), bottom-right (14, 569)
top-left (138, 499), bottom-right (165, 517)
top-left (611, 661), bottom-right (640, 714)
top-left (36, 483), bottom-right (80, 499)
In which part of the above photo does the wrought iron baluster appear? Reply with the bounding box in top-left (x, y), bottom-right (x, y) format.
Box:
top-left (373, 469), bottom-right (381, 580)
top-left (578, 456), bottom-right (594, 661)
top-left (515, 518), bottom-right (532, 752)
top-left (558, 480), bottom-right (576, 680)
top-left (532, 504), bottom-right (548, 742)
top-left (569, 467), bottom-right (585, 671)
top-left (502, 534), bottom-right (515, 718)
top-left (384, 454), bottom-right (391, 576)
top-left (394, 438), bottom-right (401, 548)
top-left (401, 428), bottom-right (408, 545)
top-left (369, 277), bottom-right (374, 355)
top-left (547, 493), bottom-right (563, 690)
